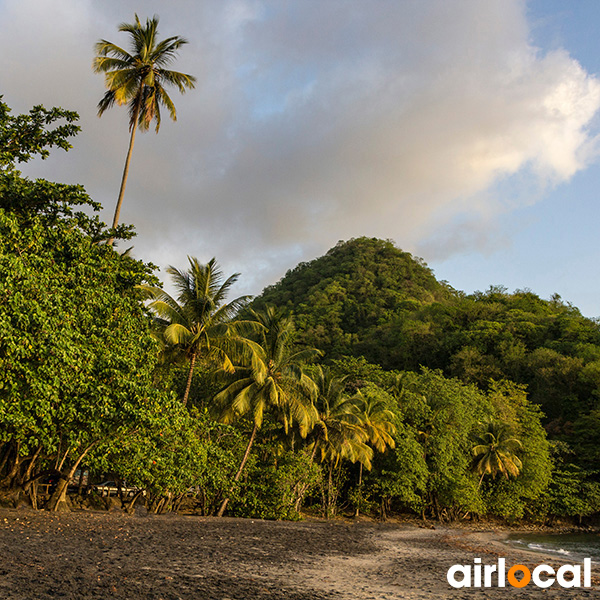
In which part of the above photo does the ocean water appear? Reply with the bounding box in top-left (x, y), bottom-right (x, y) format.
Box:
top-left (505, 532), bottom-right (600, 562)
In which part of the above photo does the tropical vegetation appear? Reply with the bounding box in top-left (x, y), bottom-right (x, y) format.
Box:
top-left (2, 85), bottom-right (600, 525)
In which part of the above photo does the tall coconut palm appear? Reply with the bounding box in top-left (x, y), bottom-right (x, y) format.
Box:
top-left (350, 388), bottom-right (396, 516)
top-left (308, 366), bottom-right (373, 517)
top-left (140, 257), bottom-right (251, 406)
top-left (472, 420), bottom-right (523, 486)
top-left (213, 306), bottom-right (321, 517)
top-left (309, 366), bottom-right (372, 468)
top-left (93, 14), bottom-right (196, 235)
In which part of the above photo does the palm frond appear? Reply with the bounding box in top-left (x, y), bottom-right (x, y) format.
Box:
top-left (155, 83), bottom-right (177, 124)
top-left (93, 41), bottom-right (133, 64)
top-left (163, 322), bottom-right (193, 346)
top-left (97, 90), bottom-right (117, 116)
top-left (157, 68), bottom-right (197, 92)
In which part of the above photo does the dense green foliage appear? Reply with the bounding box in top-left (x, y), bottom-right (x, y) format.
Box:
top-left (0, 98), bottom-right (80, 168)
top-left (253, 237), bottom-right (600, 520)
top-left (0, 100), bottom-right (199, 511)
top-left (257, 238), bottom-right (453, 360)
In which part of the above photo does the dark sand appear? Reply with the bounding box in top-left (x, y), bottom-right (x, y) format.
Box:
top-left (1, 508), bottom-right (599, 599)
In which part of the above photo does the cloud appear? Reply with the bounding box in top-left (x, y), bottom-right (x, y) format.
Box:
top-left (1, 0), bottom-right (599, 295)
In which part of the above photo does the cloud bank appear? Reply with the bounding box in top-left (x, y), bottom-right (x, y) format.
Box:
top-left (1, 0), bottom-right (599, 293)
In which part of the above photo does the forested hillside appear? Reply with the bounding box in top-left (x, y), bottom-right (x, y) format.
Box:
top-left (254, 237), bottom-right (600, 516)
top-left (255, 237), bottom-right (600, 421)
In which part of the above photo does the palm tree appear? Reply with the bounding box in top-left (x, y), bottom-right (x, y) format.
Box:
top-left (93, 14), bottom-right (196, 235)
top-left (308, 366), bottom-right (373, 517)
top-left (472, 420), bottom-right (523, 486)
top-left (350, 388), bottom-right (396, 516)
top-left (309, 367), bottom-right (372, 466)
top-left (140, 257), bottom-right (251, 406)
top-left (213, 306), bottom-right (321, 517)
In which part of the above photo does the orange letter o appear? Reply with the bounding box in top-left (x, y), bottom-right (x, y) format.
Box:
top-left (507, 565), bottom-right (531, 588)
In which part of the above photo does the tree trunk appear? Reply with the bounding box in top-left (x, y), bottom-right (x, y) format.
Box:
top-left (182, 351), bottom-right (197, 407)
top-left (217, 423), bottom-right (258, 517)
top-left (29, 480), bottom-right (38, 510)
top-left (173, 493), bottom-right (185, 513)
top-left (326, 461), bottom-right (334, 520)
top-left (0, 443), bottom-right (11, 477)
top-left (108, 99), bottom-right (141, 244)
top-left (21, 446), bottom-right (42, 507)
top-left (124, 489), bottom-right (145, 514)
top-left (46, 444), bottom-right (96, 511)
top-left (380, 497), bottom-right (387, 521)
top-left (310, 441), bottom-right (319, 462)
top-left (23, 446), bottom-right (42, 486)
top-left (0, 445), bottom-right (21, 489)
top-left (354, 462), bottom-right (363, 518)
top-left (77, 468), bottom-right (86, 496)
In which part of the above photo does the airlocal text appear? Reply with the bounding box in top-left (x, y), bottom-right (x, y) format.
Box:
top-left (447, 558), bottom-right (592, 589)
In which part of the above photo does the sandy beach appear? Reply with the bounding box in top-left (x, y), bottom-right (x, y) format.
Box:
top-left (0, 508), bottom-right (598, 599)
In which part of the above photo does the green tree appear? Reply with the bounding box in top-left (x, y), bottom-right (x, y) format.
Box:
top-left (350, 385), bottom-right (396, 515)
top-left (93, 14), bottom-right (196, 233)
top-left (0, 99), bottom-right (175, 512)
top-left (141, 257), bottom-right (251, 407)
top-left (0, 98), bottom-right (79, 170)
top-left (398, 369), bottom-right (487, 520)
top-left (213, 306), bottom-right (320, 516)
top-left (472, 420), bottom-right (523, 486)
top-left (308, 366), bottom-right (373, 517)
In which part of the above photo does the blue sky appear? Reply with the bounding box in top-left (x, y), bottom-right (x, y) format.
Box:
top-left (430, 1), bottom-right (600, 316)
top-left (1, 0), bottom-right (599, 317)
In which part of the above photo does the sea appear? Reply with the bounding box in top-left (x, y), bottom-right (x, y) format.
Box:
top-left (505, 532), bottom-right (600, 563)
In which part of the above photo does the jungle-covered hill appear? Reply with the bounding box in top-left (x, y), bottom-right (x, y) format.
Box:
top-left (254, 237), bottom-right (600, 450)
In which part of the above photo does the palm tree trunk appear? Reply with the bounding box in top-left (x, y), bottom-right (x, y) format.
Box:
top-left (182, 351), bottom-right (197, 407)
top-left (217, 423), bottom-right (258, 517)
top-left (108, 100), bottom-right (141, 243)
top-left (354, 462), bottom-right (363, 517)
top-left (326, 461), bottom-right (334, 519)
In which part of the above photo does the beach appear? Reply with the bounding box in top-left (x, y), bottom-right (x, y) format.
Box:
top-left (0, 508), bottom-right (598, 599)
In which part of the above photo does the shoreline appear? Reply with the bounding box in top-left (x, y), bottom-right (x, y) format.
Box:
top-left (1, 509), bottom-right (599, 599)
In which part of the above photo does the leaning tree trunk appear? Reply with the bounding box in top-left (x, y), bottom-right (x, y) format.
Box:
top-left (217, 423), bottom-right (258, 517)
top-left (46, 444), bottom-right (95, 512)
top-left (182, 351), bottom-right (197, 407)
top-left (108, 99), bottom-right (141, 244)
top-left (124, 489), bottom-right (145, 514)
top-left (0, 441), bottom-right (21, 489)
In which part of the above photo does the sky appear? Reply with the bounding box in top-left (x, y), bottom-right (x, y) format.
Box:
top-left (1, 0), bottom-right (600, 316)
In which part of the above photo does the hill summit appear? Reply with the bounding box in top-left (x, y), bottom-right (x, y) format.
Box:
top-left (255, 237), bottom-right (600, 426)
top-left (255, 237), bottom-right (455, 361)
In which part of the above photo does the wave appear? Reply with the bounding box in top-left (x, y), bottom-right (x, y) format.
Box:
top-left (507, 534), bottom-right (600, 563)
top-left (527, 543), bottom-right (571, 556)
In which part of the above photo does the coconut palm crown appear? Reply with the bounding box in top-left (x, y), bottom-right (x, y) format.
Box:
top-left (213, 305), bottom-right (321, 517)
top-left (472, 420), bottom-right (523, 486)
top-left (140, 257), bottom-right (251, 406)
top-left (309, 366), bottom-right (374, 469)
top-left (214, 305), bottom-right (321, 437)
